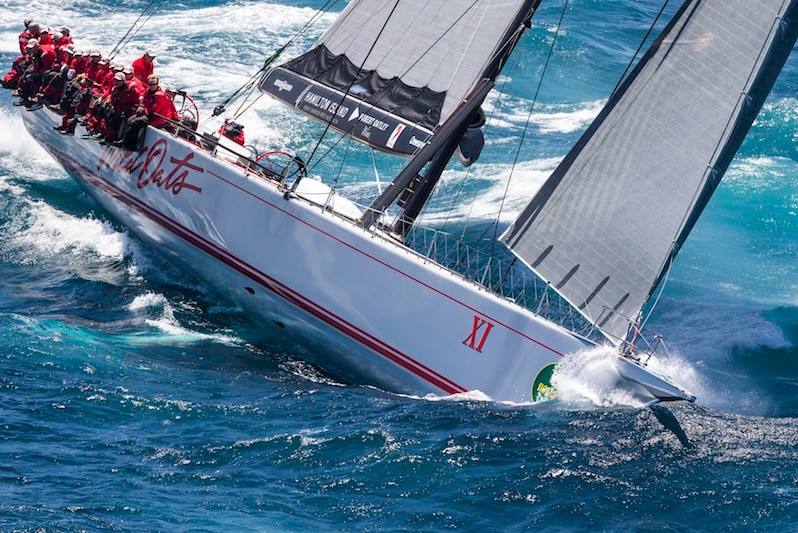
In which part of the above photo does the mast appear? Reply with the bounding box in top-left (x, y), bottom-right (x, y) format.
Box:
top-left (359, 79), bottom-right (493, 231)
top-left (366, 0), bottom-right (543, 236)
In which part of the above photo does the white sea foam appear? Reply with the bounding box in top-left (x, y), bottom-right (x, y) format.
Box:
top-left (550, 346), bottom-right (646, 408)
top-left (127, 291), bottom-right (241, 346)
top-left (0, 109), bottom-right (57, 165)
top-left (490, 99), bottom-right (604, 134)
top-left (7, 198), bottom-right (130, 261)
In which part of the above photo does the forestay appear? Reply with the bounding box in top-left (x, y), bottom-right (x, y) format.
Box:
top-left (502, 0), bottom-right (798, 343)
top-left (259, 0), bottom-right (539, 155)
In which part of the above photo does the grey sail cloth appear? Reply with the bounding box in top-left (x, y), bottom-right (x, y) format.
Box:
top-left (260, 0), bottom-right (537, 154)
top-left (314, 0), bottom-right (531, 124)
top-left (502, 0), bottom-right (798, 343)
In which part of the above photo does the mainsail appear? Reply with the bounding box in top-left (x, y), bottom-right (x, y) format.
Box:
top-left (259, 0), bottom-right (539, 155)
top-left (502, 0), bottom-right (798, 343)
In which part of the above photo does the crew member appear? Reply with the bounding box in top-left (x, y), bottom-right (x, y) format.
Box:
top-left (131, 49), bottom-right (155, 82)
top-left (124, 65), bottom-right (146, 96)
top-left (120, 74), bottom-right (179, 150)
top-left (18, 19), bottom-right (35, 54)
top-left (99, 71), bottom-right (141, 142)
top-left (15, 38), bottom-right (55, 105)
top-left (19, 21), bottom-right (40, 54)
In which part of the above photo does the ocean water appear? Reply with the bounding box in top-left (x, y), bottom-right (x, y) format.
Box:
top-left (1, 0), bottom-right (797, 531)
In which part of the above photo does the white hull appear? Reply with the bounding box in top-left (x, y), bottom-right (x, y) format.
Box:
top-left (21, 107), bottom-right (694, 404)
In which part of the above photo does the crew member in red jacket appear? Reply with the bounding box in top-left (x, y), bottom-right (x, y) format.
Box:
top-left (85, 50), bottom-right (104, 85)
top-left (15, 38), bottom-right (55, 104)
top-left (98, 71), bottom-right (141, 142)
top-left (19, 21), bottom-right (39, 54)
top-left (57, 27), bottom-right (73, 48)
top-left (124, 65), bottom-right (146, 97)
top-left (131, 49), bottom-right (155, 82)
top-left (18, 19), bottom-right (35, 54)
top-left (38, 27), bottom-right (53, 46)
top-left (120, 74), bottom-right (179, 150)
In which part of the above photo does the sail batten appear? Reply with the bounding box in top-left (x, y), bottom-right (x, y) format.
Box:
top-left (502, 0), bottom-right (798, 343)
top-left (259, 0), bottom-right (539, 155)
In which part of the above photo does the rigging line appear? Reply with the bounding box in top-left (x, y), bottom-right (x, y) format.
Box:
top-left (108, 0), bottom-right (168, 60)
top-left (370, 149), bottom-right (383, 194)
top-left (641, 254), bottom-right (674, 330)
top-left (491, 0), bottom-right (570, 251)
top-left (419, 5), bottom-right (531, 236)
top-left (211, 0), bottom-right (341, 118)
top-left (231, 92), bottom-right (263, 119)
top-left (610, 0), bottom-right (672, 99)
top-left (303, 128), bottom-right (350, 177)
top-left (107, 0), bottom-right (160, 58)
top-left (305, 0), bottom-right (490, 169)
top-left (443, 20), bottom-right (527, 241)
top-left (304, 0), bottom-right (403, 169)
top-left (331, 135), bottom-right (355, 191)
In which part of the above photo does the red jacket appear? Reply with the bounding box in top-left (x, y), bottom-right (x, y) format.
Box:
top-left (142, 87), bottom-right (179, 127)
top-left (28, 46), bottom-right (55, 74)
top-left (131, 56), bottom-right (154, 82)
top-left (71, 56), bottom-right (87, 75)
top-left (85, 60), bottom-right (104, 84)
top-left (111, 81), bottom-right (141, 115)
top-left (219, 123), bottom-right (245, 145)
top-left (18, 30), bottom-right (33, 54)
top-left (127, 75), bottom-right (147, 97)
top-left (100, 70), bottom-right (117, 94)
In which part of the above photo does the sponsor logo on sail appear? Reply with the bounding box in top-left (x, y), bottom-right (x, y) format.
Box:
top-left (386, 124), bottom-right (405, 149)
top-left (273, 79), bottom-right (294, 92)
top-left (409, 136), bottom-right (427, 150)
top-left (302, 91), bottom-right (349, 118)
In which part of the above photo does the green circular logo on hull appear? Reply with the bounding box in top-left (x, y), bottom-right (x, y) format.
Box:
top-left (532, 363), bottom-right (557, 402)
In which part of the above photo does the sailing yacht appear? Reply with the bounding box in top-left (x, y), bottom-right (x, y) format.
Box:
top-left (16, 0), bottom-right (798, 404)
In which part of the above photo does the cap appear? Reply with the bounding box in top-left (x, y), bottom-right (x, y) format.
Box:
top-left (90, 49), bottom-right (101, 57)
top-left (111, 62), bottom-right (124, 71)
top-left (122, 66), bottom-right (133, 75)
top-left (53, 32), bottom-right (63, 43)
top-left (28, 22), bottom-right (39, 33)
top-left (59, 26), bottom-right (70, 36)
top-left (145, 49), bottom-right (157, 57)
top-left (98, 58), bottom-right (109, 66)
top-left (64, 45), bottom-right (75, 55)
top-left (40, 27), bottom-right (50, 34)
top-left (114, 72), bottom-right (125, 81)
top-left (26, 38), bottom-right (38, 49)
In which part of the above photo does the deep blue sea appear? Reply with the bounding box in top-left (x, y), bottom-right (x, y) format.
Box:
top-left (1, 1), bottom-right (798, 531)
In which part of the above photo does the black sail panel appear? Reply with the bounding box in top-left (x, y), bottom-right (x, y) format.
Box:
top-left (261, 64), bottom-right (439, 156)
top-left (260, 0), bottom-right (541, 155)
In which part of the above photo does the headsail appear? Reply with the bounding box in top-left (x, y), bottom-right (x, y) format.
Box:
top-left (502, 0), bottom-right (798, 343)
top-left (259, 0), bottom-right (539, 156)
